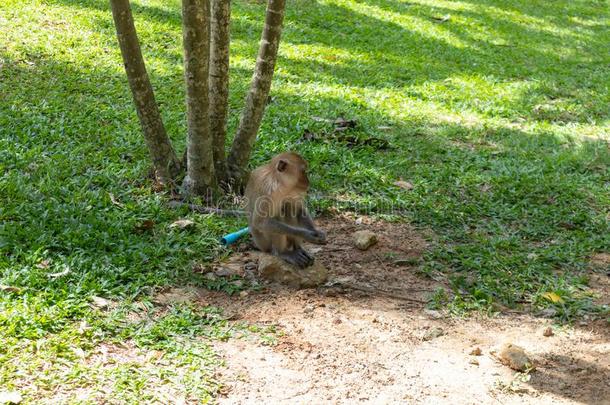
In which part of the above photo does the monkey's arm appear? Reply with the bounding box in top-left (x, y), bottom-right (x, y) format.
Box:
top-left (260, 217), bottom-right (325, 244)
top-left (296, 209), bottom-right (327, 243)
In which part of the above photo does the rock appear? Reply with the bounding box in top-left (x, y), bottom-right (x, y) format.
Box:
top-left (543, 327), bottom-right (554, 337)
top-left (214, 265), bottom-right (241, 277)
top-left (258, 254), bottom-right (328, 288)
top-left (470, 347), bottom-right (482, 356)
top-left (90, 296), bottom-right (111, 309)
top-left (153, 287), bottom-right (199, 305)
top-left (422, 327), bottom-right (444, 341)
top-left (0, 391), bottom-right (22, 404)
top-left (423, 309), bottom-right (443, 319)
top-left (353, 230), bottom-right (378, 250)
top-left (539, 307), bottom-right (557, 318)
top-left (498, 343), bottom-right (535, 371)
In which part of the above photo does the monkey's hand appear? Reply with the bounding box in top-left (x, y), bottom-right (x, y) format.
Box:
top-left (307, 229), bottom-right (327, 245)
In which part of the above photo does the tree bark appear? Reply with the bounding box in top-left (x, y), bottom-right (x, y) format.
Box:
top-left (209, 0), bottom-right (231, 184)
top-left (110, 0), bottom-right (180, 184)
top-left (226, 0), bottom-right (286, 186)
top-left (182, 0), bottom-right (215, 196)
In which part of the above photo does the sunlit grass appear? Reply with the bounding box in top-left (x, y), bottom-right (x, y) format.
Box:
top-left (1, 0), bottom-right (609, 401)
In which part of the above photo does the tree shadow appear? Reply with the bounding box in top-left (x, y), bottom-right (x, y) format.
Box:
top-left (47, 0), bottom-right (609, 126)
top-left (528, 352), bottom-right (610, 403)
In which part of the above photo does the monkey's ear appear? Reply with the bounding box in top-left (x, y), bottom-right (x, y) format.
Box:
top-left (276, 159), bottom-right (288, 172)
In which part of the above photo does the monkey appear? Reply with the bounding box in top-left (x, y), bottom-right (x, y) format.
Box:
top-left (244, 152), bottom-right (326, 268)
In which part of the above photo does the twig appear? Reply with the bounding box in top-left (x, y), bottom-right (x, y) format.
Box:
top-left (323, 281), bottom-right (428, 303)
top-left (168, 200), bottom-right (244, 216)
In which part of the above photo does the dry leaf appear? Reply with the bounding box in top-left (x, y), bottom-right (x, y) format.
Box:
top-left (542, 292), bottom-right (563, 303)
top-left (169, 219), bottom-right (195, 229)
top-left (47, 266), bottom-right (71, 278)
top-left (394, 180), bottom-right (414, 190)
top-left (109, 193), bottom-right (124, 208)
top-left (36, 259), bottom-right (51, 269)
top-left (134, 219), bottom-right (155, 233)
top-left (0, 285), bottom-right (22, 293)
top-left (470, 347), bottom-right (482, 356)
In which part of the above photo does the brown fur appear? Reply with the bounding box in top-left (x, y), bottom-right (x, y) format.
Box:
top-left (245, 152), bottom-right (325, 267)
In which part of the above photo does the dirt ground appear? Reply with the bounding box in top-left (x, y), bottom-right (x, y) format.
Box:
top-left (191, 217), bottom-right (609, 404)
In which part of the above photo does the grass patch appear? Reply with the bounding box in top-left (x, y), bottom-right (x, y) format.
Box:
top-left (1, 0), bottom-right (609, 401)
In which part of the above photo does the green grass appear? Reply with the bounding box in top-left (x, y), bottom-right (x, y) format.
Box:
top-left (1, 0), bottom-right (609, 401)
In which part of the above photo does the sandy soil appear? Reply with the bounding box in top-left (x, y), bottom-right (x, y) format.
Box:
top-left (192, 217), bottom-right (609, 404)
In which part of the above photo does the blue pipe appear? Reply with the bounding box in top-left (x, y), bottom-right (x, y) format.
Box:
top-left (220, 227), bottom-right (250, 246)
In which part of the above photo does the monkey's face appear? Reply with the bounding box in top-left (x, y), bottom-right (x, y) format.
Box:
top-left (276, 156), bottom-right (309, 191)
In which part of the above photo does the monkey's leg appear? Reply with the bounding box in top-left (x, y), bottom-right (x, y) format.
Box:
top-left (277, 250), bottom-right (311, 268)
top-left (261, 218), bottom-right (322, 243)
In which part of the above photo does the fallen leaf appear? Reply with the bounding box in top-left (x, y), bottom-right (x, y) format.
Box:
top-left (134, 219), bottom-right (155, 233)
top-left (36, 259), bottom-right (51, 269)
top-left (431, 14), bottom-right (451, 23)
top-left (0, 285), bottom-right (22, 293)
top-left (394, 180), bottom-right (414, 190)
top-left (470, 347), bottom-right (482, 356)
top-left (542, 292), bottom-right (563, 303)
top-left (333, 117), bottom-right (357, 129)
top-left (169, 219), bottom-right (195, 230)
top-left (109, 193), bottom-right (124, 208)
top-left (47, 266), bottom-right (71, 278)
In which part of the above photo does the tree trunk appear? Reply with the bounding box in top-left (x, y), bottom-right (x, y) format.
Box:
top-left (109, 0), bottom-right (180, 184)
top-left (182, 0), bottom-right (215, 196)
top-left (226, 0), bottom-right (286, 186)
top-left (209, 0), bottom-right (231, 184)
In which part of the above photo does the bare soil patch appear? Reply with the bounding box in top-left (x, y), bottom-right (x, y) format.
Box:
top-left (189, 217), bottom-right (609, 404)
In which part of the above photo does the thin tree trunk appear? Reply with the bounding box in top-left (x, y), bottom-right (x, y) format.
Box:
top-left (109, 0), bottom-right (180, 184)
top-left (226, 0), bottom-right (286, 186)
top-left (182, 0), bottom-right (215, 196)
top-left (209, 0), bottom-right (231, 184)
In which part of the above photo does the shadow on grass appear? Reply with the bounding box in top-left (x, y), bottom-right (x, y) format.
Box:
top-left (48, 0), bottom-right (609, 125)
top-left (1, 45), bottom-right (608, 317)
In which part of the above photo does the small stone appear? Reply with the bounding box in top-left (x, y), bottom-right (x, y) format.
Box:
top-left (333, 318), bottom-right (342, 324)
top-left (422, 327), bottom-right (444, 341)
top-left (469, 359), bottom-right (479, 366)
top-left (239, 291), bottom-right (249, 298)
top-left (214, 266), bottom-right (238, 277)
top-left (353, 230), bottom-right (378, 250)
top-left (423, 309), bottom-right (443, 319)
top-left (153, 287), bottom-right (199, 305)
top-left (498, 343), bottom-right (535, 371)
top-left (203, 272), bottom-right (217, 281)
top-left (0, 391), bottom-right (22, 404)
top-left (303, 305), bottom-right (315, 314)
top-left (470, 347), bottom-right (482, 356)
top-left (539, 307), bottom-right (557, 318)
top-left (90, 296), bottom-right (111, 309)
top-left (543, 327), bottom-right (554, 337)
top-left (258, 254), bottom-right (328, 288)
